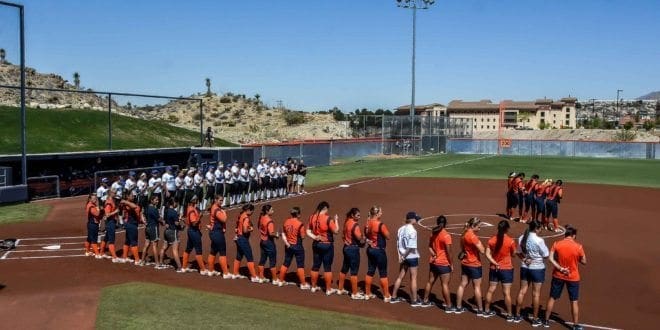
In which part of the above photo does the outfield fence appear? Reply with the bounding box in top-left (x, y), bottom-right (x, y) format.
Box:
top-left (26, 175), bottom-right (60, 199)
top-left (448, 139), bottom-right (660, 159)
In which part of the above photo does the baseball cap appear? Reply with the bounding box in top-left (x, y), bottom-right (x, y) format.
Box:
top-left (101, 177), bottom-right (109, 183)
top-left (189, 167), bottom-right (196, 172)
top-left (151, 169), bottom-right (159, 175)
top-left (128, 171), bottom-right (136, 177)
top-left (166, 166), bottom-right (173, 171)
top-left (406, 211), bottom-right (421, 221)
top-left (508, 172), bottom-right (517, 178)
top-left (209, 165), bottom-right (215, 170)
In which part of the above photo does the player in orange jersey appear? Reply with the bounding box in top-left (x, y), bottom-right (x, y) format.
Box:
top-left (543, 225), bottom-right (586, 329)
top-left (180, 195), bottom-right (208, 275)
top-left (206, 195), bottom-right (230, 277)
top-left (338, 208), bottom-right (366, 299)
top-left (545, 180), bottom-right (564, 232)
top-left (232, 203), bottom-right (259, 282)
top-left (100, 189), bottom-right (120, 261)
top-left (119, 191), bottom-right (143, 265)
top-left (363, 206), bottom-right (391, 302)
top-left (84, 193), bottom-right (103, 258)
top-left (277, 207), bottom-right (309, 289)
top-left (522, 174), bottom-right (539, 222)
top-left (483, 220), bottom-right (517, 320)
top-left (420, 216), bottom-right (454, 311)
top-left (306, 201), bottom-right (339, 294)
top-left (257, 204), bottom-right (279, 283)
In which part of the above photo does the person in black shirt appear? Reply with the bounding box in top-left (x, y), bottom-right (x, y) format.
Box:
top-left (140, 195), bottom-right (162, 268)
top-left (158, 199), bottom-right (183, 270)
top-left (296, 159), bottom-right (307, 194)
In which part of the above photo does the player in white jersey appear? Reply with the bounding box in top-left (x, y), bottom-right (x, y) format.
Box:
top-left (239, 163), bottom-right (250, 203)
top-left (257, 158), bottom-right (267, 200)
top-left (193, 169), bottom-right (204, 210)
top-left (174, 169), bottom-right (185, 211)
top-left (214, 162), bottom-right (224, 201)
top-left (124, 171), bottom-right (137, 195)
top-left (97, 178), bottom-right (109, 207)
top-left (248, 164), bottom-right (258, 202)
top-left (279, 163), bottom-right (288, 197)
top-left (148, 169), bottom-right (163, 209)
top-left (204, 166), bottom-right (216, 210)
top-left (183, 168), bottom-right (195, 213)
top-left (231, 163), bottom-right (241, 205)
top-left (162, 166), bottom-right (176, 206)
top-left (223, 165), bottom-right (234, 206)
top-left (269, 162), bottom-right (278, 198)
top-left (110, 177), bottom-right (124, 204)
top-left (136, 172), bottom-right (148, 215)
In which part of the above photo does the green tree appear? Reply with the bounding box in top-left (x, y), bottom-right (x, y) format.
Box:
top-left (642, 120), bottom-right (655, 131)
top-left (623, 121), bottom-right (634, 130)
top-left (73, 72), bottom-right (80, 90)
top-left (205, 78), bottom-right (211, 96)
top-left (254, 94), bottom-right (261, 104)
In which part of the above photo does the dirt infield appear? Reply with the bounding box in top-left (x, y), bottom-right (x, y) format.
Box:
top-left (1, 178), bottom-right (658, 329)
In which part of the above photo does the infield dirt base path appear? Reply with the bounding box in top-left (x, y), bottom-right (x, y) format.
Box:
top-left (1, 178), bottom-right (658, 330)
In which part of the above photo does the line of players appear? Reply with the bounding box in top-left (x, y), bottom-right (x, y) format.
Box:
top-left (505, 172), bottom-right (564, 232)
top-left (95, 157), bottom-right (308, 216)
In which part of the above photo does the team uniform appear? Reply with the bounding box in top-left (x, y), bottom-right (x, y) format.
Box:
top-left (523, 177), bottom-right (538, 221)
top-left (148, 173), bottom-right (163, 209)
top-left (183, 172), bottom-right (195, 209)
top-left (96, 184), bottom-right (108, 207)
top-left (121, 199), bottom-right (142, 264)
top-left (364, 216), bottom-right (391, 300)
top-left (487, 235), bottom-right (516, 284)
top-left (549, 238), bottom-right (585, 302)
top-left (545, 183), bottom-right (564, 231)
top-left (162, 170), bottom-right (176, 206)
top-left (533, 181), bottom-right (548, 222)
top-left (339, 217), bottom-right (364, 298)
top-left (308, 212), bottom-right (337, 292)
top-left (257, 214), bottom-right (277, 282)
top-left (233, 211), bottom-right (258, 281)
top-left (517, 231), bottom-right (549, 284)
top-left (85, 200), bottom-right (103, 257)
top-left (248, 166), bottom-right (258, 202)
top-left (506, 175), bottom-right (524, 220)
top-left (181, 204), bottom-right (208, 274)
top-left (278, 216), bottom-right (308, 288)
top-left (429, 228), bottom-right (453, 276)
top-left (101, 198), bottom-right (119, 261)
top-left (207, 202), bottom-right (229, 277)
top-left (461, 228), bottom-right (482, 280)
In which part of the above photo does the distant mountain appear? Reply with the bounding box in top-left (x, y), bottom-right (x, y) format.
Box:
top-left (637, 91), bottom-right (660, 100)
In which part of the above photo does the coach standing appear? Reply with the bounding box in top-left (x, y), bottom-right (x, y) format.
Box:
top-left (543, 225), bottom-right (586, 329)
top-left (390, 211), bottom-right (421, 305)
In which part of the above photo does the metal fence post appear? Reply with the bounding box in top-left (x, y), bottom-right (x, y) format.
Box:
top-left (381, 114), bottom-right (385, 154)
top-left (299, 142), bottom-right (303, 162)
top-left (199, 100), bottom-right (204, 146)
top-left (329, 140), bottom-right (333, 164)
top-left (108, 93), bottom-right (112, 150)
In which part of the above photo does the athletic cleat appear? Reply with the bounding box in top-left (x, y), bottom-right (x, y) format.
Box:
top-left (512, 315), bottom-right (522, 323)
top-left (482, 310), bottom-right (496, 318)
top-left (445, 306), bottom-right (457, 314)
top-left (199, 270), bottom-right (210, 276)
top-left (337, 289), bottom-right (350, 295)
top-left (250, 277), bottom-right (261, 283)
top-left (326, 289), bottom-right (337, 296)
top-left (186, 268), bottom-right (197, 273)
top-left (542, 319), bottom-right (550, 328)
top-left (102, 255), bottom-right (112, 259)
top-left (410, 299), bottom-right (423, 307)
top-left (299, 283), bottom-right (311, 290)
top-left (259, 278), bottom-right (270, 283)
top-left (310, 286), bottom-right (320, 293)
top-left (389, 297), bottom-right (406, 304)
top-left (351, 293), bottom-right (366, 300)
top-left (176, 268), bottom-right (187, 273)
top-left (364, 293), bottom-right (376, 300)
top-left (420, 301), bottom-right (435, 308)
top-left (475, 310), bottom-right (485, 317)
top-left (134, 261), bottom-right (145, 266)
top-left (506, 315), bottom-right (515, 322)
top-left (454, 306), bottom-right (467, 314)
top-left (222, 274), bottom-right (233, 279)
top-left (94, 255), bottom-right (104, 259)
top-left (85, 251), bottom-right (93, 257)
top-left (232, 274), bottom-right (247, 279)
top-left (383, 296), bottom-right (392, 303)
top-left (532, 319), bottom-right (543, 327)
top-left (111, 258), bottom-right (121, 263)
top-left (572, 325), bottom-right (584, 330)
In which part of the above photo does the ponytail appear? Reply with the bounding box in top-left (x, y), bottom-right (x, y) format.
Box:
top-left (261, 204), bottom-right (272, 216)
top-left (290, 207), bottom-right (301, 218)
top-left (464, 217), bottom-right (480, 232)
top-left (346, 207), bottom-right (360, 219)
top-left (432, 215), bottom-right (447, 233)
top-left (368, 206), bottom-right (381, 218)
top-left (494, 220), bottom-right (510, 254)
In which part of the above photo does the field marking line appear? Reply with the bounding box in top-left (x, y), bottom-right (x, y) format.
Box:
top-left (16, 242), bottom-right (81, 247)
top-left (14, 239), bottom-right (21, 246)
top-left (3, 254), bottom-right (86, 260)
top-left (562, 321), bottom-right (622, 330)
top-left (17, 235), bottom-right (87, 241)
top-left (1, 251), bottom-right (11, 259)
top-left (9, 248), bottom-right (81, 253)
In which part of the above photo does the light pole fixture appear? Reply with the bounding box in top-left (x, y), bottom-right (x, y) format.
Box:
top-left (616, 89), bottom-right (623, 116)
top-left (396, 0), bottom-right (436, 128)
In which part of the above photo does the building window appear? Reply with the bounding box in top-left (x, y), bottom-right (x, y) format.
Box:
top-left (487, 118), bottom-right (490, 122)
top-left (481, 125), bottom-right (483, 129)
top-left (565, 120), bottom-right (570, 126)
top-left (566, 113), bottom-right (570, 119)
top-left (553, 120), bottom-right (556, 124)
top-left (540, 119), bottom-right (545, 124)
top-left (487, 126), bottom-right (490, 129)
top-left (541, 112), bottom-right (545, 117)
top-left (481, 118), bottom-right (484, 122)
top-left (474, 125), bottom-right (477, 129)
top-left (527, 119), bottom-right (530, 122)
top-left (553, 114), bottom-right (556, 118)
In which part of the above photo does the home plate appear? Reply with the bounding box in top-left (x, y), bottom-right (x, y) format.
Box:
top-left (42, 245), bottom-right (61, 250)
top-left (338, 184), bottom-right (350, 188)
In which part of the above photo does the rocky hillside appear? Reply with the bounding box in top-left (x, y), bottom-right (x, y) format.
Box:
top-left (637, 91), bottom-right (660, 101)
top-left (0, 63), bottom-right (349, 144)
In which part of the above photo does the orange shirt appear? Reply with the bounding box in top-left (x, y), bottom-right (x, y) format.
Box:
top-left (308, 213), bottom-right (337, 243)
top-left (547, 185), bottom-right (563, 201)
top-left (343, 218), bottom-right (362, 246)
top-left (186, 206), bottom-right (200, 227)
top-left (283, 217), bottom-right (305, 245)
top-left (429, 229), bottom-right (452, 266)
top-left (365, 218), bottom-right (389, 248)
top-left (524, 179), bottom-right (537, 194)
top-left (86, 202), bottom-right (102, 223)
top-left (104, 199), bottom-right (116, 221)
top-left (487, 234), bottom-right (516, 270)
top-left (534, 183), bottom-right (546, 197)
top-left (551, 237), bottom-right (585, 281)
top-left (461, 229), bottom-right (482, 267)
top-left (124, 204), bottom-right (141, 224)
top-left (259, 215), bottom-right (275, 241)
top-left (236, 212), bottom-right (253, 237)
top-left (209, 204), bottom-right (227, 232)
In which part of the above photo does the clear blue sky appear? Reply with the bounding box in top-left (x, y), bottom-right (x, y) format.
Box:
top-left (1, 0), bottom-right (658, 111)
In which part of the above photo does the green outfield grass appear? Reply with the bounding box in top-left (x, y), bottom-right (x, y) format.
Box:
top-left (96, 282), bottom-right (432, 330)
top-left (307, 154), bottom-right (660, 188)
top-left (0, 105), bottom-right (236, 153)
top-left (0, 202), bottom-right (51, 225)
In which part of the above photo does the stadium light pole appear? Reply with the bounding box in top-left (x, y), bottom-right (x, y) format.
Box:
top-left (0, 1), bottom-right (26, 185)
top-left (396, 0), bottom-right (435, 131)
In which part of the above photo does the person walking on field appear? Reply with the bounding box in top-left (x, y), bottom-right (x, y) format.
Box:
top-left (513, 220), bottom-right (549, 325)
top-left (139, 195), bottom-right (163, 267)
top-left (206, 195), bottom-right (230, 277)
top-left (483, 221), bottom-right (517, 320)
top-left (364, 206), bottom-right (391, 302)
top-left (420, 215), bottom-right (455, 311)
top-left (337, 208), bottom-right (366, 300)
top-left (257, 204), bottom-right (278, 283)
top-left (232, 204), bottom-right (259, 282)
top-left (455, 217), bottom-right (497, 315)
top-left (306, 201), bottom-right (339, 295)
top-left (158, 199), bottom-right (183, 271)
top-left (277, 207), bottom-right (309, 289)
top-left (391, 211), bottom-right (422, 306)
top-left (543, 225), bottom-right (586, 330)
top-left (100, 189), bottom-right (121, 261)
top-left (120, 191), bottom-right (144, 265)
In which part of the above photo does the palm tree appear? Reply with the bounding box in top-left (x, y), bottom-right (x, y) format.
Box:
top-left (0, 48), bottom-right (5, 64)
top-left (254, 93), bottom-right (261, 104)
top-left (205, 78), bottom-right (211, 96)
top-left (73, 72), bottom-right (80, 90)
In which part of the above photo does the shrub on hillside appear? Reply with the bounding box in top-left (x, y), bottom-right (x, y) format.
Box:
top-left (283, 111), bottom-right (307, 126)
top-left (192, 113), bottom-right (202, 121)
top-left (210, 112), bottom-right (220, 118)
top-left (220, 96), bottom-right (231, 103)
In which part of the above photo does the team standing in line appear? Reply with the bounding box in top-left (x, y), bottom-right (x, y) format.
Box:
top-left (84, 171), bottom-right (585, 330)
top-left (506, 172), bottom-right (564, 233)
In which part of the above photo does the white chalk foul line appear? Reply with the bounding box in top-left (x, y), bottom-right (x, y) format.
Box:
top-left (563, 321), bottom-right (622, 330)
top-left (3, 254), bottom-right (86, 260)
top-left (1, 251), bottom-right (10, 259)
top-left (8, 248), bottom-right (81, 253)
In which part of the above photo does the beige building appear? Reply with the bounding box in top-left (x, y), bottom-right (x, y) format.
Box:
top-left (446, 97), bottom-right (577, 132)
top-left (394, 103), bottom-right (447, 117)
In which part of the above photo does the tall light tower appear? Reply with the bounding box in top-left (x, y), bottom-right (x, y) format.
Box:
top-left (396, 0), bottom-right (436, 128)
top-left (616, 89), bottom-right (623, 115)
